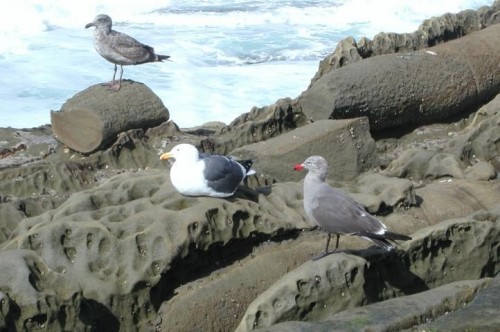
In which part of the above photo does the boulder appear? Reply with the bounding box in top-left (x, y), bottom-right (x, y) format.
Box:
top-left (203, 98), bottom-right (307, 155)
top-left (231, 118), bottom-right (378, 182)
top-left (51, 81), bottom-right (169, 153)
top-left (309, 1), bottom-right (500, 85)
top-left (299, 23), bottom-right (500, 131)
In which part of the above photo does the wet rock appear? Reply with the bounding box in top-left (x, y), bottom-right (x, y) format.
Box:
top-left (0, 126), bottom-right (57, 169)
top-left (51, 81), bottom-right (169, 153)
top-left (299, 23), bottom-right (500, 131)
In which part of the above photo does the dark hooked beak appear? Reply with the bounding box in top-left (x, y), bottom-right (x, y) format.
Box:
top-left (85, 22), bottom-right (95, 29)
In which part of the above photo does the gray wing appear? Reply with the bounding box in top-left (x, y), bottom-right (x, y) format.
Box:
top-left (108, 30), bottom-right (156, 63)
top-left (310, 183), bottom-right (385, 235)
top-left (202, 155), bottom-right (245, 194)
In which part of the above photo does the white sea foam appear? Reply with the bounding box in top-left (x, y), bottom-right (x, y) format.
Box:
top-left (0, 0), bottom-right (493, 128)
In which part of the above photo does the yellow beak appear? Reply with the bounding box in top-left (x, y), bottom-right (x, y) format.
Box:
top-left (159, 152), bottom-right (174, 160)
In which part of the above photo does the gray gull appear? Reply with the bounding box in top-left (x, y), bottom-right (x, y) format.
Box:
top-left (294, 155), bottom-right (411, 258)
top-left (85, 14), bottom-right (170, 91)
top-left (160, 143), bottom-right (254, 197)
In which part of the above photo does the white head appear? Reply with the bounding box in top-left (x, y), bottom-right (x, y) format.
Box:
top-left (294, 155), bottom-right (328, 181)
top-left (159, 144), bottom-right (200, 163)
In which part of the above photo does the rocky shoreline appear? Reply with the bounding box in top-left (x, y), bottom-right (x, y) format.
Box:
top-left (1, 2), bottom-right (500, 331)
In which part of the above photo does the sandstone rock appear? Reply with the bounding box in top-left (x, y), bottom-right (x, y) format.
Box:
top-left (203, 98), bottom-right (307, 155)
top-left (309, 37), bottom-right (361, 86)
top-left (235, 211), bottom-right (500, 331)
top-left (231, 118), bottom-right (378, 183)
top-left (349, 173), bottom-right (416, 213)
top-left (382, 149), bottom-right (466, 180)
top-left (413, 179), bottom-right (500, 224)
top-left (1, 6), bottom-right (500, 332)
top-left (51, 81), bottom-right (169, 153)
top-left (0, 126), bottom-right (57, 169)
top-left (419, 273), bottom-right (500, 331)
top-left (419, 11), bottom-right (481, 46)
top-left (446, 94), bottom-right (500, 168)
top-left (299, 23), bottom-right (500, 131)
top-left (464, 161), bottom-right (497, 180)
top-left (254, 278), bottom-right (491, 332)
top-left (0, 169), bottom-right (309, 330)
top-left (476, 0), bottom-right (500, 27)
top-left (371, 31), bottom-right (427, 55)
top-left (309, 1), bottom-right (500, 86)
top-left (381, 94), bottom-right (500, 181)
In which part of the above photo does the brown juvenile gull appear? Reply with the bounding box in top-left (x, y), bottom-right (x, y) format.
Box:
top-left (294, 155), bottom-right (411, 258)
top-left (160, 143), bottom-right (254, 197)
top-left (85, 14), bottom-right (170, 91)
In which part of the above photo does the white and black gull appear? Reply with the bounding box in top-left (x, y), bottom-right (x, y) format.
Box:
top-left (160, 144), bottom-right (254, 197)
top-left (294, 155), bottom-right (411, 257)
top-left (85, 14), bottom-right (170, 91)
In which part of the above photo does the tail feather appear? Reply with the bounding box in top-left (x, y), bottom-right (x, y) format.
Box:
top-left (367, 238), bottom-right (395, 251)
top-left (383, 231), bottom-right (412, 241)
top-left (237, 159), bottom-right (254, 175)
top-left (157, 54), bottom-right (171, 61)
top-left (360, 230), bottom-right (412, 251)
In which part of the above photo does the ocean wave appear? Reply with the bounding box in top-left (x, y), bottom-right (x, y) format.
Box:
top-left (0, 0), bottom-right (494, 128)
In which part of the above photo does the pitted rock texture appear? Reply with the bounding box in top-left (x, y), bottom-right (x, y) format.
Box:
top-left (309, 1), bottom-right (500, 85)
top-left (202, 98), bottom-right (307, 155)
top-left (252, 278), bottom-right (492, 332)
top-left (235, 211), bottom-right (500, 331)
top-left (0, 170), bottom-right (309, 330)
top-left (382, 95), bottom-right (500, 181)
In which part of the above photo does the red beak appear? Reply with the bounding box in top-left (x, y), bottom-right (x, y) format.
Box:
top-left (293, 163), bottom-right (304, 171)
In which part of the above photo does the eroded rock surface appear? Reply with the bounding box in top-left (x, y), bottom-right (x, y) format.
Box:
top-left (0, 170), bottom-right (309, 330)
top-left (1, 6), bottom-right (500, 331)
top-left (236, 211), bottom-right (500, 331)
top-left (299, 23), bottom-right (500, 131)
top-left (309, 1), bottom-right (500, 85)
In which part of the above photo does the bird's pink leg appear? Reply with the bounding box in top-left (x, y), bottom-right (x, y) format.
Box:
top-left (101, 64), bottom-right (122, 91)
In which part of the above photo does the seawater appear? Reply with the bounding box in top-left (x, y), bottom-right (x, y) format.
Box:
top-left (0, 0), bottom-right (493, 128)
